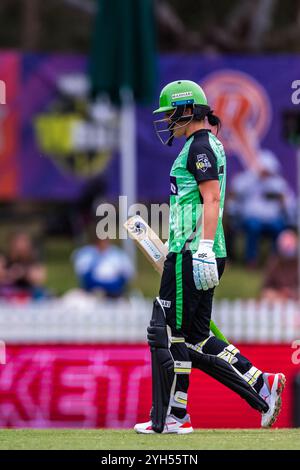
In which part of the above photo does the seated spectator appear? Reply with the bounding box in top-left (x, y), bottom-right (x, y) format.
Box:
top-left (0, 231), bottom-right (49, 300)
top-left (72, 238), bottom-right (135, 298)
top-left (261, 229), bottom-right (298, 301)
top-left (227, 149), bottom-right (296, 267)
top-left (0, 254), bottom-right (7, 284)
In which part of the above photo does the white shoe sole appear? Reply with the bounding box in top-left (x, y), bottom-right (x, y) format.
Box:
top-left (261, 373), bottom-right (286, 428)
top-left (134, 425), bottom-right (194, 434)
top-left (134, 426), bottom-right (155, 434)
top-left (165, 426), bottom-right (194, 434)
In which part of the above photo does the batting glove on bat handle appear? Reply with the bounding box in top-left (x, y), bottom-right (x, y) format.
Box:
top-left (192, 239), bottom-right (219, 291)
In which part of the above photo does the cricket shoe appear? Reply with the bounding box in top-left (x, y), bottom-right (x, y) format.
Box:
top-left (260, 373), bottom-right (286, 428)
top-left (134, 414), bottom-right (193, 434)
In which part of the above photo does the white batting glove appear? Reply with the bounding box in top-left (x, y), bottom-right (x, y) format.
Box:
top-left (192, 240), bottom-right (219, 290)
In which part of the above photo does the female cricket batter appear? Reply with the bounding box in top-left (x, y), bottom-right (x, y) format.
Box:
top-left (134, 80), bottom-right (285, 434)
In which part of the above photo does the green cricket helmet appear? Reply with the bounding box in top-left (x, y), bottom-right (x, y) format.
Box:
top-left (154, 80), bottom-right (207, 114)
top-left (153, 80), bottom-right (209, 146)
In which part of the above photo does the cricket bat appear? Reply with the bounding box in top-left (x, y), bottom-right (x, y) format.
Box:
top-left (124, 215), bottom-right (229, 344)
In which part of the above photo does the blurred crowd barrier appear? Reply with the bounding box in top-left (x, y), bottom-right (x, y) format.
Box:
top-left (0, 297), bottom-right (299, 343)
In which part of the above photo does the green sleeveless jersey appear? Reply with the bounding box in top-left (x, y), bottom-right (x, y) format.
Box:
top-left (168, 129), bottom-right (227, 257)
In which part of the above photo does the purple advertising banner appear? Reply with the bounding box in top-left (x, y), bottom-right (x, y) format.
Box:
top-left (138, 55), bottom-right (300, 201)
top-left (20, 54), bottom-right (88, 200)
top-left (0, 53), bottom-right (299, 201)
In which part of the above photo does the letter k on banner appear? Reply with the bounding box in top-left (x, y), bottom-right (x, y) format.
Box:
top-left (0, 341), bottom-right (6, 365)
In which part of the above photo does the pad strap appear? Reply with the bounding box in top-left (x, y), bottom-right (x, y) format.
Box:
top-left (174, 361), bottom-right (192, 374)
top-left (217, 344), bottom-right (240, 365)
top-left (170, 391), bottom-right (188, 409)
top-left (243, 366), bottom-right (263, 387)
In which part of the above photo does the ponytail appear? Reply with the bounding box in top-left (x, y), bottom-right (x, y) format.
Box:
top-left (192, 104), bottom-right (222, 134)
top-left (207, 110), bottom-right (221, 134)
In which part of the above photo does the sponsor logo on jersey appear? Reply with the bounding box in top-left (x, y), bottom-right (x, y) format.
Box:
top-left (196, 154), bottom-right (211, 172)
top-left (170, 175), bottom-right (178, 194)
top-left (160, 299), bottom-right (171, 308)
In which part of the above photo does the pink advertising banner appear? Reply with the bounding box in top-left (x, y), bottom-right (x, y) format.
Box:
top-left (0, 344), bottom-right (297, 429)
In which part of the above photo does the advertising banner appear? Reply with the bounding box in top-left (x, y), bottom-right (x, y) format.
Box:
top-left (0, 54), bottom-right (299, 200)
top-left (0, 344), bottom-right (298, 428)
top-left (0, 53), bottom-right (20, 199)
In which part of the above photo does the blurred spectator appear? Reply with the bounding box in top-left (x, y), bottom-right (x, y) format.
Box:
top-left (261, 229), bottom-right (298, 301)
top-left (72, 238), bottom-right (135, 298)
top-left (0, 254), bottom-right (7, 285)
top-left (227, 149), bottom-right (296, 266)
top-left (0, 231), bottom-right (48, 300)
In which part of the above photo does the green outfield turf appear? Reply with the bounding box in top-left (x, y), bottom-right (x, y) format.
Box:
top-left (0, 429), bottom-right (299, 450)
top-left (45, 238), bottom-right (262, 298)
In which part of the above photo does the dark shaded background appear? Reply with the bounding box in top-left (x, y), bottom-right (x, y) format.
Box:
top-left (1, 0), bottom-right (300, 53)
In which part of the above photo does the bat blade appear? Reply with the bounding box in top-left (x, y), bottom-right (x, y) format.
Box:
top-left (124, 215), bottom-right (167, 274)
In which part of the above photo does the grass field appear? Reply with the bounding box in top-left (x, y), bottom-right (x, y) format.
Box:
top-left (0, 429), bottom-right (299, 450)
top-left (45, 238), bottom-right (263, 299)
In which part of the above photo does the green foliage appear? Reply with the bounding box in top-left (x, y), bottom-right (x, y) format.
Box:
top-left (167, 0), bottom-right (240, 31)
top-left (1, 0), bottom-right (300, 52)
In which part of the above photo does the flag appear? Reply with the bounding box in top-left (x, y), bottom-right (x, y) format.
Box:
top-left (90, 0), bottom-right (157, 105)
